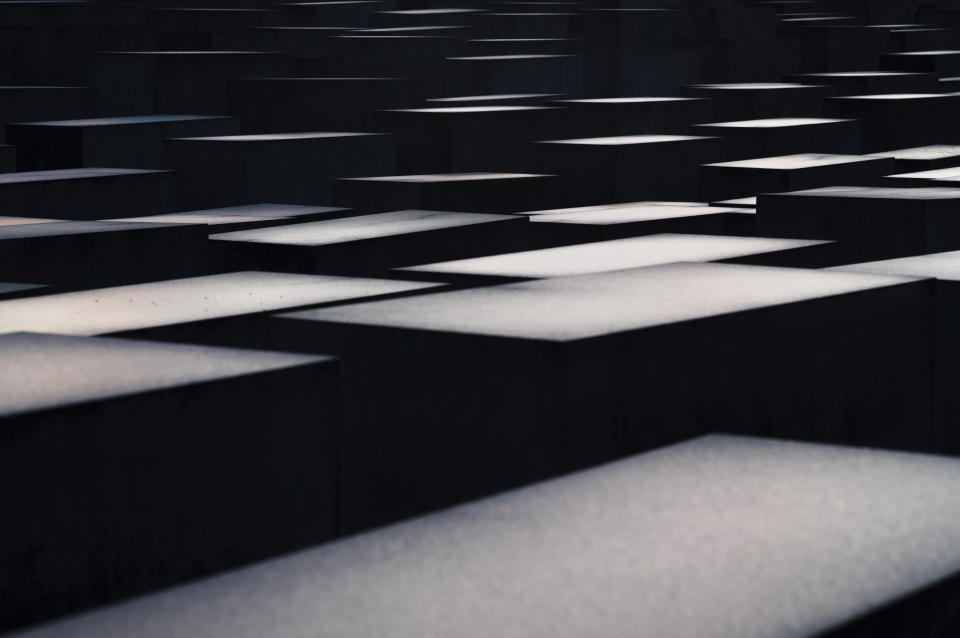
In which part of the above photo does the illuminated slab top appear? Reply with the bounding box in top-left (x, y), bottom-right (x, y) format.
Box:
top-left (0, 271), bottom-right (441, 337)
top-left (211, 210), bottom-right (517, 246)
top-left (0, 168), bottom-right (167, 185)
top-left (280, 262), bottom-right (914, 342)
top-left (870, 145), bottom-right (960, 161)
top-left (398, 234), bottom-right (828, 279)
top-left (0, 332), bottom-right (331, 419)
top-left (529, 202), bottom-right (739, 222)
top-left (541, 134), bottom-right (715, 146)
top-left (17, 115), bottom-right (231, 127)
top-left (696, 117), bottom-right (852, 128)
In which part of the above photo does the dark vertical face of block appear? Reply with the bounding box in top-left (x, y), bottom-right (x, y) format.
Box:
top-left (699, 153), bottom-right (895, 202)
top-left (0, 168), bottom-right (175, 220)
top-left (18, 435), bottom-right (960, 638)
top-left (691, 118), bottom-right (863, 159)
top-left (0, 221), bottom-right (210, 288)
top-left (0, 271), bottom-right (443, 341)
top-left (210, 210), bottom-right (529, 276)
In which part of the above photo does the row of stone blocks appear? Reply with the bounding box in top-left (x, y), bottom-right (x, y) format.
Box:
top-left (0, 126), bottom-right (945, 217)
top-left (10, 430), bottom-right (960, 638)
top-left (0, 251), bottom-right (950, 629)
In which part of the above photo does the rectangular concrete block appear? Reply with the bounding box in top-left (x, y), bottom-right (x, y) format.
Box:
top-left (691, 117), bottom-right (862, 159)
top-left (700, 153), bottom-right (895, 201)
top-left (395, 233), bottom-right (837, 285)
top-left (269, 262), bottom-right (932, 530)
top-left (0, 333), bottom-right (339, 630)
top-left (869, 145), bottom-right (960, 171)
top-left (18, 435), bottom-right (960, 638)
top-left (0, 271), bottom-right (443, 350)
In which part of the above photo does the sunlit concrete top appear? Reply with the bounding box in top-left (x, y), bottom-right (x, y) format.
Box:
top-left (541, 134), bottom-right (714, 146)
top-left (282, 1), bottom-right (383, 6)
top-left (398, 234), bottom-right (829, 279)
top-left (0, 220), bottom-right (184, 240)
top-left (705, 153), bottom-right (881, 170)
top-left (17, 434), bottom-right (960, 638)
top-left (530, 204), bottom-right (747, 224)
top-left (280, 262), bottom-right (914, 342)
top-left (687, 82), bottom-right (817, 90)
top-left (771, 185), bottom-right (960, 199)
top-left (484, 12), bottom-right (577, 16)
top-left (0, 168), bottom-right (167, 185)
top-left (113, 204), bottom-right (349, 226)
top-left (342, 172), bottom-right (545, 183)
top-left (233, 77), bottom-right (406, 81)
top-left (891, 49), bottom-right (960, 56)
top-left (558, 96), bottom-right (704, 104)
top-left (0, 216), bottom-right (58, 227)
top-left (472, 38), bottom-right (571, 42)
top-left (17, 115), bottom-right (231, 127)
top-left (870, 145), bottom-right (960, 160)
top-left (429, 93), bottom-right (559, 102)
top-left (104, 51), bottom-right (274, 56)
top-left (0, 271), bottom-right (441, 337)
top-left (380, 7), bottom-right (482, 14)
top-left (0, 333), bottom-right (330, 419)
top-left (448, 54), bottom-right (573, 60)
top-left (520, 201), bottom-right (706, 215)
top-left (831, 250), bottom-right (960, 281)
top-left (834, 93), bottom-right (942, 100)
top-left (357, 26), bottom-right (467, 33)
top-left (696, 117), bottom-right (850, 128)
top-left (211, 210), bottom-right (516, 246)
top-left (886, 167), bottom-right (960, 180)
